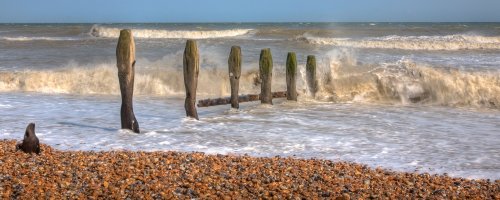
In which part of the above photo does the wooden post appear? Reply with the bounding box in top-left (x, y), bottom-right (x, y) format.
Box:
top-left (116, 29), bottom-right (140, 133)
top-left (259, 48), bottom-right (273, 104)
top-left (183, 40), bottom-right (199, 120)
top-left (306, 55), bottom-right (317, 97)
top-left (286, 52), bottom-right (297, 101)
top-left (228, 46), bottom-right (241, 109)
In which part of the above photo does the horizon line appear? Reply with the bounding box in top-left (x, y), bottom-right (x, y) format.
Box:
top-left (0, 21), bottom-right (499, 24)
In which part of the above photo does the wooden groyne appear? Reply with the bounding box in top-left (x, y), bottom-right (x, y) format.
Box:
top-left (196, 47), bottom-right (306, 109)
top-left (115, 29), bottom-right (319, 124)
top-left (191, 45), bottom-right (318, 119)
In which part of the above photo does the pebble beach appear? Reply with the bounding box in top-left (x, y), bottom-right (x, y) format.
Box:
top-left (1, 139), bottom-right (498, 199)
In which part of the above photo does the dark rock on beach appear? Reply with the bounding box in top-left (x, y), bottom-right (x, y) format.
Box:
top-left (15, 123), bottom-right (40, 154)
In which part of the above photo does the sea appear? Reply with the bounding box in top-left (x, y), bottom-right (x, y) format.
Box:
top-left (0, 23), bottom-right (499, 180)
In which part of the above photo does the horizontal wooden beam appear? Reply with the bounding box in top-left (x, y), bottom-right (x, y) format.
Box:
top-left (197, 91), bottom-right (287, 107)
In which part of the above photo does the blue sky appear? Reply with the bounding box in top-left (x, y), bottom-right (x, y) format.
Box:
top-left (1, 0), bottom-right (499, 23)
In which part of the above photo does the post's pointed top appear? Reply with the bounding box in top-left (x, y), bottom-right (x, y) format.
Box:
top-left (118, 29), bottom-right (133, 40)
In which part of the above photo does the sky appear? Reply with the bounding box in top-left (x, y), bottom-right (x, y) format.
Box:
top-left (1, 0), bottom-right (499, 23)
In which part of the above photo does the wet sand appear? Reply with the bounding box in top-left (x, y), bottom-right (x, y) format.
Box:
top-left (0, 139), bottom-right (498, 199)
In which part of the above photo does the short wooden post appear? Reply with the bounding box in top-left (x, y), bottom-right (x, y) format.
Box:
top-left (306, 55), bottom-right (317, 97)
top-left (259, 48), bottom-right (273, 104)
top-left (183, 40), bottom-right (199, 120)
top-left (116, 29), bottom-right (140, 133)
top-left (228, 46), bottom-right (241, 109)
top-left (286, 52), bottom-right (297, 101)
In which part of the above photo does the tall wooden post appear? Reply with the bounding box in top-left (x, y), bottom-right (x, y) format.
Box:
top-left (228, 46), bottom-right (241, 109)
top-left (259, 48), bottom-right (273, 104)
top-left (306, 55), bottom-right (317, 97)
top-left (183, 40), bottom-right (199, 120)
top-left (116, 29), bottom-right (140, 133)
top-left (286, 52), bottom-right (297, 101)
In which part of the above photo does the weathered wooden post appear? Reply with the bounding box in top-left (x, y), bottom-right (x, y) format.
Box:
top-left (183, 40), bottom-right (199, 119)
top-left (116, 29), bottom-right (140, 133)
top-left (228, 46), bottom-right (242, 109)
top-left (306, 55), bottom-right (318, 97)
top-left (286, 52), bottom-right (297, 101)
top-left (259, 48), bottom-right (273, 104)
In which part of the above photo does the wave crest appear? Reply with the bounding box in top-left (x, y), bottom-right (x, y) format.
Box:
top-left (0, 59), bottom-right (261, 98)
top-left (301, 34), bottom-right (500, 50)
top-left (90, 25), bottom-right (252, 39)
top-left (0, 51), bottom-right (498, 109)
top-left (314, 50), bottom-right (500, 108)
top-left (0, 36), bottom-right (80, 41)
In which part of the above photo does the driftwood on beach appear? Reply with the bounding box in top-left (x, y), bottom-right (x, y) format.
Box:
top-left (197, 91), bottom-right (287, 107)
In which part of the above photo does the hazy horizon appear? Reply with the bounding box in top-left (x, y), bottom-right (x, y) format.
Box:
top-left (1, 22), bottom-right (499, 24)
top-left (1, 0), bottom-right (499, 23)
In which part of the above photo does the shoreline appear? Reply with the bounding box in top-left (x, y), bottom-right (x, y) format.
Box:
top-left (1, 139), bottom-right (498, 199)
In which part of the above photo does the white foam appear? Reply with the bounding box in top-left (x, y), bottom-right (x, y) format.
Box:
top-left (90, 25), bottom-right (252, 39)
top-left (313, 50), bottom-right (500, 108)
top-left (302, 34), bottom-right (500, 50)
top-left (0, 36), bottom-right (81, 41)
top-left (158, 140), bottom-right (171, 145)
top-left (0, 104), bottom-right (12, 108)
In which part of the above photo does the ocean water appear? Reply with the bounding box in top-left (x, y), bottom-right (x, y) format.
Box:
top-left (0, 23), bottom-right (499, 179)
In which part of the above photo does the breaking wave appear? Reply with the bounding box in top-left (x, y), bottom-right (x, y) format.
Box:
top-left (300, 34), bottom-right (500, 50)
top-left (90, 25), bottom-right (252, 39)
top-left (312, 49), bottom-right (500, 108)
top-left (0, 52), bottom-right (262, 98)
top-left (0, 50), bottom-right (498, 109)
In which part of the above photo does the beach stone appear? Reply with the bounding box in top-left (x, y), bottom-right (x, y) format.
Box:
top-left (0, 139), bottom-right (499, 198)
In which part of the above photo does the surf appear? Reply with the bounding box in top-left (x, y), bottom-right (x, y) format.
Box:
top-left (1, 51), bottom-right (498, 109)
top-left (300, 34), bottom-right (500, 50)
top-left (0, 36), bottom-right (82, 41)
top-left (90, 25), bottom-right (252, 39)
